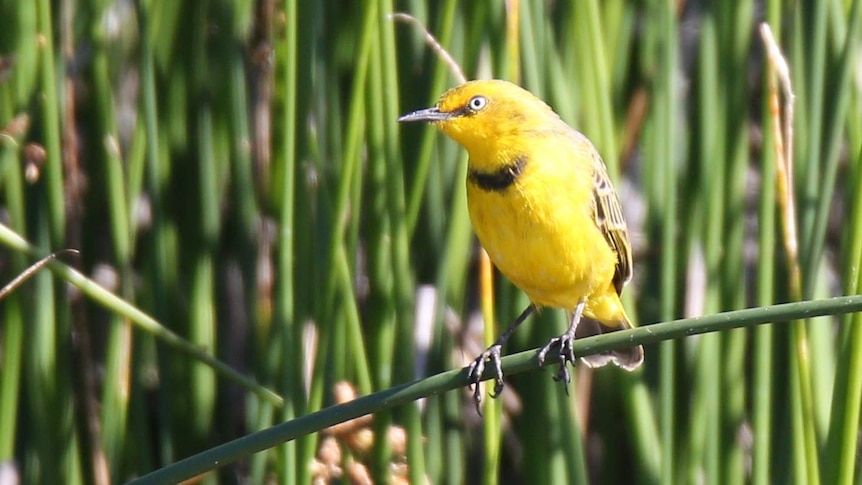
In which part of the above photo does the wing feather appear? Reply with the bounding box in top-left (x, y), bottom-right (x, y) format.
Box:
top-left (590, 152), bottom-right (632, 295)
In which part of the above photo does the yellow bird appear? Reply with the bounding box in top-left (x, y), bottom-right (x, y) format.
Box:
top-left (399, 80), bottom-right (643, 406)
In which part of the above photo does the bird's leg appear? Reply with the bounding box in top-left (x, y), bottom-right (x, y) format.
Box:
top-left (467, 304), bottom-right (536, 414)
top-left (537, 299), bottom-right (586, 386)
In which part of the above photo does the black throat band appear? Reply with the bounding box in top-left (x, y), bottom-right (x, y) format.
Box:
top-left (468, 156), bottom-right (527, 192)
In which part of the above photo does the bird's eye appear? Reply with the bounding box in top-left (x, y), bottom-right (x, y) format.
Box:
top-left (468, 95), bottom-right (488, 111)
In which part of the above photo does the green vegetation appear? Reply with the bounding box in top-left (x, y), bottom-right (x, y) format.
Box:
top-left (1, 1), bottom-right (861, 484)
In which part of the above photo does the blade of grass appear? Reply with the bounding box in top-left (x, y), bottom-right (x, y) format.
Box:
top-left (653, 1), bottom-right (679, 483)
top-left (802, 0), bottom-right (861, 299)
top-left (364, 3), bottom-right (396, 480)
top-left (275, 0), bottom-right (299, 481)
top-left (753, 15), bottom-right (781, 485)
top-left (0, 122), bottom-right (28, 463)
top-left (696, 8), bottom-right (729, 483)
top-left (88, 9), bottom-right (135, 478)
top-left (798, 0), bottom-right (827, 268)
top-left (36, 0), bottom-right (64, 244)
top-left (137, 0), bottom-right (178, 465)
top-left (717, 2), bottom-right (753, 481)
top-left (379, 0), bottom-right (425, 480)
top-left (823, 143), bottom-right (862, 484)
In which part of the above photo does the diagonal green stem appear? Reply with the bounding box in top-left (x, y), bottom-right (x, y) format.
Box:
top-left (0, 222), bottom-right (283, 407)
top-left (128, 295), bottom-right (862, 485)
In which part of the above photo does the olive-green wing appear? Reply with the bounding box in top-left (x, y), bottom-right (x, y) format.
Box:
top-left (591, 152), bottom-right (632, 295)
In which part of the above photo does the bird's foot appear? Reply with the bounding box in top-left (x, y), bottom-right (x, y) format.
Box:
top-left (537, 331), bottom-right (577, 389)
top-left (466, 344), bottom-right (505, 415)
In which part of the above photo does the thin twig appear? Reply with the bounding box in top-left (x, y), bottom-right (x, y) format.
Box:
top-left (388, 13), bottom-right (466, 84)
top-left (0, 249), bottom-right (80, 300)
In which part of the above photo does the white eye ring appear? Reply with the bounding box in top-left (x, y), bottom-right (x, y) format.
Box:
top-left (468, 95), bottom-right (488, 111)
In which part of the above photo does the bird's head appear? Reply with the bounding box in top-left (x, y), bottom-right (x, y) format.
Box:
top-left (399, 80), bottom-right (561, 157)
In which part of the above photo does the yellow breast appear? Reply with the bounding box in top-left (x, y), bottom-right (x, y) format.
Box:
top-left (466, 132), bottom-right (617, 310)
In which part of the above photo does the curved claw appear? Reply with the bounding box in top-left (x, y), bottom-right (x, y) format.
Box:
top-left (466, 344), bottom-right (505, 415)
top-left (538, 300), bottom-right (586, 392)
top-left (537, 336), bottom-right (561, 367)
top-left (538, 332), bottom-right (578, 389)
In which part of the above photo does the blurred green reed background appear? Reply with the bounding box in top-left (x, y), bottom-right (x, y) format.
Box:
top-left (2, 0), bottom-right (862, 483)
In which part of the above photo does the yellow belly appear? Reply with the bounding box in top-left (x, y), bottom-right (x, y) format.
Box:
top-left (466, 158), bottom-right (618, 316)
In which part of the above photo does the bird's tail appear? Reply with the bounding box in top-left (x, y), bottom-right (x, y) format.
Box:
top-left (573, 313), bottom-right (644, 371)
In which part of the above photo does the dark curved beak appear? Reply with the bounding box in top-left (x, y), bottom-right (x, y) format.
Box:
top-left (398, 107), bottom-right (451, 123)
